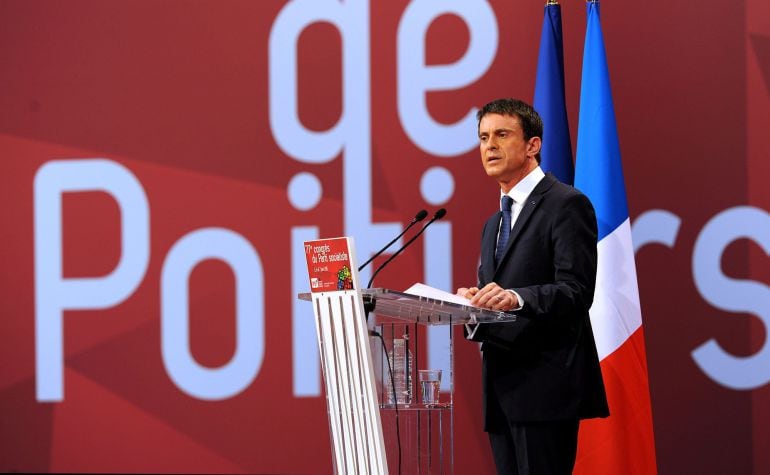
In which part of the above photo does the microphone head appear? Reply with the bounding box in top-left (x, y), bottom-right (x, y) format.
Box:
top-left (433, 208), bottom-right (447, 220)
top-left (414, 209), bottom-right (428, 221)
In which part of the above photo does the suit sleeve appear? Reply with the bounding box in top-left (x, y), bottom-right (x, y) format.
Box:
top-left (513, 192), bottom-right (598, 320)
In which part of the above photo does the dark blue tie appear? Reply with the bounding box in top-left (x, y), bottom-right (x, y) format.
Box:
top-left (495, 195), bottom-right (514, 265)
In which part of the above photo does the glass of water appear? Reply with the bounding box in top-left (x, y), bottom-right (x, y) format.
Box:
top-left (418, 369), bottom-right (442, 406)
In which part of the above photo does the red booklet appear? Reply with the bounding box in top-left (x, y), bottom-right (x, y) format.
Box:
top-left (303, 237), bottom-right (359, 293)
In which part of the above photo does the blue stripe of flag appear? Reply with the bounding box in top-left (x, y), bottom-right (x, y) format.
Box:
top-left (574, 1), bottom-right (629, 241)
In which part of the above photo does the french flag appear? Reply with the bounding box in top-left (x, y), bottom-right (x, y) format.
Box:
top-left (573, 2), bottom-right (658, 473)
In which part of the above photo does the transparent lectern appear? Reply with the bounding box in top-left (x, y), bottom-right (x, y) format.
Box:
top-left (298, 287), bottom-right (521, 474)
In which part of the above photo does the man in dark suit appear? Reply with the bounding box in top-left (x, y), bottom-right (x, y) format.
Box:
top-left (457, 98), bottom-right (609, 474)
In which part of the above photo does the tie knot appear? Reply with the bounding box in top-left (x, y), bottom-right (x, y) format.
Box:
top-left (501, 195), bottom-right (513, 212)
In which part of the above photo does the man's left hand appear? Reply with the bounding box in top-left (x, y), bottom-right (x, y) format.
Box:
top-left (470, 282), bottom-right (518, 311)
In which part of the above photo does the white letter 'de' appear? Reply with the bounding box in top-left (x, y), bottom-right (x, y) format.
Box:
top-left (397, 0), bottom-right (498, 156)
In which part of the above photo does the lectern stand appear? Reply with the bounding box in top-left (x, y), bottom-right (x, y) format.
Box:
top-left (298, 288), bottom-right (522, 474)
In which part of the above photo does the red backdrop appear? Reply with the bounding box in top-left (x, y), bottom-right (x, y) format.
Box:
top-left (1, 1), bottom-right (769, 473)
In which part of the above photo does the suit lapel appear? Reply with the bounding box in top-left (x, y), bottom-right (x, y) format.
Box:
top-left (481, 212), bottom-right (501, 282)
top-left (494, 174), bottom-right (556, 271)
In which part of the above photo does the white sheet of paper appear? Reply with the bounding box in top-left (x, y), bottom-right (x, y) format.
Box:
top-left (403, 282), bottom-right (472, 307)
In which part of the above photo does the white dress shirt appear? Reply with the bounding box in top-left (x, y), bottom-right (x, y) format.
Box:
top-left (499, 166), bottom-right (546, 236)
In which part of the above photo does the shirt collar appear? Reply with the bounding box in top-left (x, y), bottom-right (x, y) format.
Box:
top-left (500, 166), bottom-right (545, 207)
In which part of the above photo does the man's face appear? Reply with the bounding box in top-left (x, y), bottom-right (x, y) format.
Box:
top-left (478, 113), bottom-right (539, 188)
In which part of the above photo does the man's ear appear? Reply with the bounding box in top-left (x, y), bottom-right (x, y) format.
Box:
top-left (527, 136), bottom-right (542, 157)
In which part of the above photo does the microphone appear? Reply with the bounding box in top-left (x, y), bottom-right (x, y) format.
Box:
top-left (367, 208), bottom-right (447, 288)
top-left (358, 209), bottom-right (428, 272)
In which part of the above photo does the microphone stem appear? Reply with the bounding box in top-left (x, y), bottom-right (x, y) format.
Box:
top-left (358, 218), bottom-right (417, 272)
top-left (368, 217), bottom-right (438, 288)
